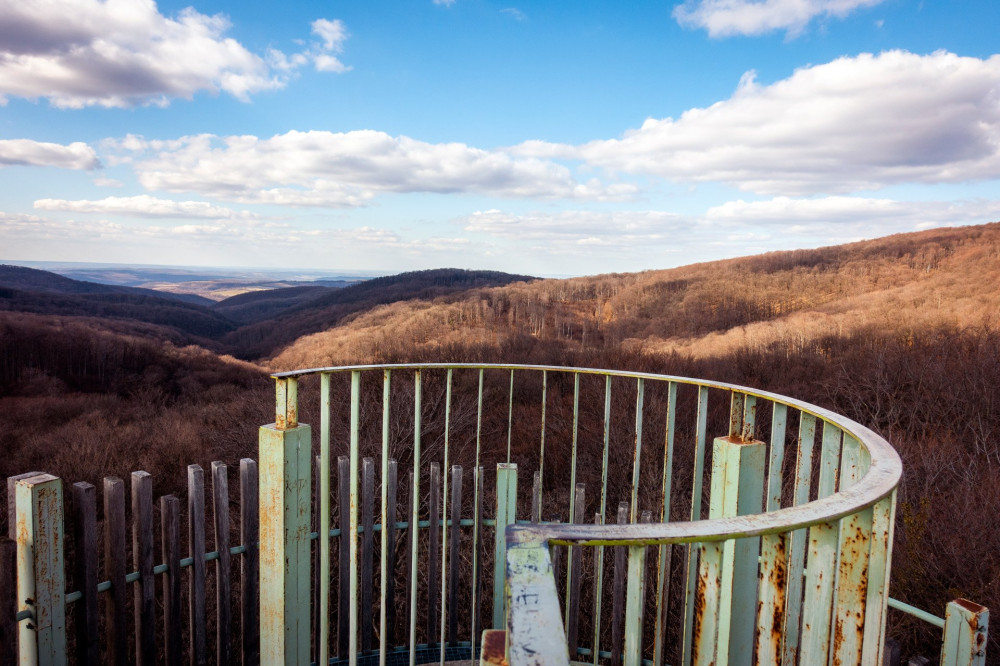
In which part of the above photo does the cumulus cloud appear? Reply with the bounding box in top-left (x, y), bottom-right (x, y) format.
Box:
top-left (0, 139), bottom-right (100, 169)
top-left (673, 0), bottom-right (886, 38)
top-left (111, 130), bottom-right (634, 206)
top-left (513, 51), bottom-right (1000, 196)
top-left (0, 0), bottom-right (350, 108)
top-left (33, 195), bottom-right (259, 220)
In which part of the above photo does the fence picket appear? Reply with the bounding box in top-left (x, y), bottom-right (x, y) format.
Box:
top-left (161, 495), bottom-right (182, 666)
top-left (188, 464), bottom-right (208, 665)
top-left (566, 483), bottom-right (585, 656)
top-left (103, 477), bottom-right (128, 666)
top-left (385, 460), bottom-right (398, 647)
top-left (212, 462), bottom-right (232, 666)
top-left (71, 482), bottom-right (99, 665)
top-left (362, 458), bottom-right (375, 653)
top-left (447, 466), bottom-right (462, 645)
top-left (131, 471), bottom-right (155, 666)
top-left (338, 455), bottom-right (350, 659)
top-left (0, 537), bottom-right (16, 664)
top-left (611, 502), bottom-right (629, 666)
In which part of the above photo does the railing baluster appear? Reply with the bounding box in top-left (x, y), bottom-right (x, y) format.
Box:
top-left (132, 471), bottom-right (155, 666)
top-left (239, 459), bottom-right (259, 666)
top-left (681, 385), bottom-right (710, 665)
top-left (653, 381), bottom-right (677, 666)
top-left (427, 463), bottom-right (440, 647)
top-left (630, 378), bottom-right (644, 523)
top-left (566, 484), bottom-right (585, 656)
top-left (103, 476), bottom-right (128, 666)
top-left (782, 412), bottom-right (816, 665)
top-left (213, 462), bottom-right (232, 666)
top-left (611, 502), bottom-right (629, 666)
top-left (379, 370), bottom-right (392, 665)
top-left (408, 370), bottom-right (422, 666)
top-left (493, 463), bottom-right (518, 629)
top-left (320, 372), bottom-right (332, 666)
top-left (438, 369), bottom-right (452, 663)
top-left (338, 456), bottom-right (350, 659)
top-left (361, 458), bottom-right (375, 653)
top-left (349, 370), bottom-right (361, 666)
top-left (161, 495), bottom-right (182, 666)
top-left (71, 482), bottom-right (99, 665)
top-left (447, 466), bottom-right (463, 646)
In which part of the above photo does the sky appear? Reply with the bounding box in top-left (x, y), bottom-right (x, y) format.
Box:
top-left (1, 0), bottom-right (999, 276)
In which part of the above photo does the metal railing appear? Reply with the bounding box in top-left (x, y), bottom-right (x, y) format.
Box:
top-left (3, 363), bottom-right (989, 665)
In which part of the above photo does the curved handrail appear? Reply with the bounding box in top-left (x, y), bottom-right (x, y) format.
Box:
top-left (271, 362), bottom-right (902, 541)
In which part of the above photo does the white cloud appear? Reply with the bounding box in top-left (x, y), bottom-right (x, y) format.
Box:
top-left (116, 130), bottom-right (634, 206)
top-left (433, 0), bottom-right (456, 6)
top-left (0, 139), bottom-right (100, 169)
top-left (514, 51), bottom-right (1000, 196)
top-left (93, 177), bottom-right (123, 187)
top-left (673, 0), bottom-right (886, 38)
top-left (501, 8), bottom-right (527, 21)
top-left (0, 0), bottom-right (350, 108)
top-left (33, 195), bottom-right (259, 220)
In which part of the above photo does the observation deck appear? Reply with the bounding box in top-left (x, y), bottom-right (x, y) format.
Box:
top-left (2, 364), bottom-right (989, 665)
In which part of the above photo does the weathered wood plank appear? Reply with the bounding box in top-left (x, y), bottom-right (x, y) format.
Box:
top-left (471, 466), bottom-right (484, 646)
top-left (239, 459), bottom-right (260, 666)
top-left (337, 455), bottom-right (350, 659)
top-left (610, 501), bottom-right (629, 666)
top-left (385, 460), bottom-right (398, 647)
top-left (188, 464), bottom-right (208, 665)
top-left (161, 495), bottom-right (182, 666)
top-left (361, 457), bottom-right (375, 653)
top-left (212, 461), bottom-right (232, 666)
top-left (447, 465), bottom-right (462, 645)
top-left (0, 537), bottom-right (17, 665)
top-left (531, 471), bottom-right (541, 524)
top-left (402, 469), bottom-right (415, 648)
top-left (566, 483), bottom-right (585, 656)
top-left (103, 477), bottom-right (128, 666)
top-left (131, 471), bottom-right (155, 666)
top-left (72, 482), bottom-right (100, 665)
top-left (428, 462), bottom-right (440, 645)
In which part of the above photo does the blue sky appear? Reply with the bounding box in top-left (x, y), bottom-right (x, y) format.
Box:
top-left (2, 0), bottom-right (999, 276)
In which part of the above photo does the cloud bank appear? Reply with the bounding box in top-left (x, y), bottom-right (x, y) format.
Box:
top-left (0, 139), bottom-right (100, 169)
top-left (673, 0), bottom-right (886, 37)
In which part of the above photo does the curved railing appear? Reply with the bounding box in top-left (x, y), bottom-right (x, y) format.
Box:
top-left (263, 363), bottom-right (906, 666)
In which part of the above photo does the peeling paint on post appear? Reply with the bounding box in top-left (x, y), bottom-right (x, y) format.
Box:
top-left (505, 537), bottom-right (570, 666)
top-left (259, 383), bottom-right (312, 666)
top-left (494, 464), bottom-right (518, 630)
top-left (940, 599), bottom-right (988, 666)
top-left (15, 473), bottom-right (66, 666)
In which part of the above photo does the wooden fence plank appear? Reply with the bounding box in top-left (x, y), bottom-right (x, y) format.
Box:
top-left (428, 462), bottom-right (441, 646)
top-left (212, 462), bottom-right (232, 666)
top-left (103, 477), bottom-right (128, 666)
top-left (72, 481), bottom-right (100, 665)
top-left (447, 466), bottom-right (462, 645)
top-left (239, 459), bottom-right (260, 666)
top-left (161, 495), bottom-right (182, 666)
top-left (385, 460), bottom-right (398, 647)
top-left (566, 483), bottom-right (585, 656)
top-left (531, 471), bottom-right (541, 523)
top-left (131, 471), bottom-right (155, 666)
top-left (403, 470), bottom-right (415, 648)
top-left (471, 466), bottom-right (483, 647)
top-left (611, 501), bottom-right (629, 666)
top-left (188, 464), bottom-right (208, 665)
top-left (338, 455), bottom-right (350, 659)
top-left (0, 537), bottom-right (16, 665)
top-left (361, 458), bottom-right (375, 653)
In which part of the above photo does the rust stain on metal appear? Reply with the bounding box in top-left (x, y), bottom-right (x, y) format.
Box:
top-left (481, 629), bottom-right (508, 666)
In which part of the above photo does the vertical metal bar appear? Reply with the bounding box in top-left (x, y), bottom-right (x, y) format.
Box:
top-left (681, 386), bottom-right (710, 666)
top-left (408, 370), bottom-right (422, 666)
top-left (493, 463), bottom-right (517, 630)
top-left (379, 369), bottom-right (392, 666)
top-left (782, 412), bottom-right (816, 666)
top-left (653, 381), bottom-right (677, 666)
top-left (591, 512), bottom-right (604, 666)
top-left (349, 371), bottom-right (361, 666)
top-left (566, 373), bottom-right (584, 620)
top-left (539, 370), bottom-right (547, 507)
top-left (818, 422), bottom-right (842, 499)
top-left (623, 541), bottom-right (647, 666)
top-left (741, 395), bottom-right (757, 442)
top-left (692, 540), bottom-right (723, 666)
top-left (258, 408), bottom-right (312, 665)
top-left (507, 369), bottom-right (515, 463)
top-left (531, 472), bottom-right (542, 523)
top-left (320, 372), bottom-right (332, 666)
top-left (831, 435), bottom-right (872, 666)
top-left (384, 460), bottom-right (398, 648)
top-left (767, 404), bottom-right (788, 512)
top-left (15, 473), bottom-right (66, 666)
top-left (338, 457), bottom-right (350, 659)
top-left (132, 471), bottom-right (155, 666)
top-left (754, 531), bottom-right (788, 664)
top-left (438, 369), bottom-right (453, 664)
top-left (860, 492), bottom-right (894, 665)
top-left (940, 599), bottom-right (988, 666)
top-left (728, 392), bottom-right (745, 439)
top-left (274, 377), bottom-right (298, 430)
top-left (630, 378), bottom-right (644, 522)
top-left (799, 520), bottom-right (838, 662)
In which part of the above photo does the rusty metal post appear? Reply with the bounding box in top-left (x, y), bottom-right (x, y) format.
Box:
top-left (940, 599), bottom-right (988, 666)
top-left (15, 473), bottom-right (66, 666)
top-left (259, 377), bottom-right (312, 665)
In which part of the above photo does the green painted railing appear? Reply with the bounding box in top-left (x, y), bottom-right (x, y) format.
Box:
top-left (4, 363), bottom-right (989, 665)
